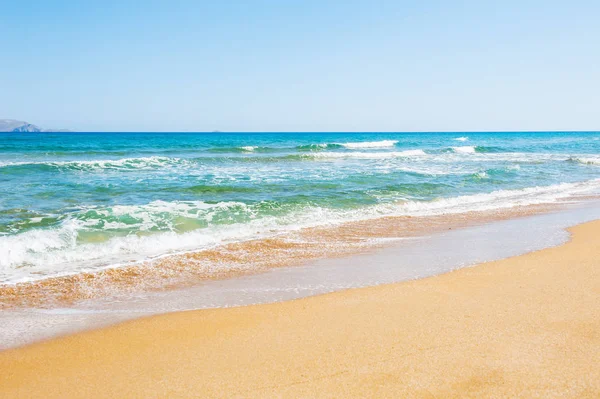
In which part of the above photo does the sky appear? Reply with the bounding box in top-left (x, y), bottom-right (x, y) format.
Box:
top-left (1, 0), bottom-right (599, 132)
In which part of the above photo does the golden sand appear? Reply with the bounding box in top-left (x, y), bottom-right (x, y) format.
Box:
top-left (1, 219), bottom-right (599, 397)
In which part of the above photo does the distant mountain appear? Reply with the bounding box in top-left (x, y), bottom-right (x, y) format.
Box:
top-left (0, 119), bottom-right (71, 132)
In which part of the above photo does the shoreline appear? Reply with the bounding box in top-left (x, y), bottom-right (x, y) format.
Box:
top-left (0, 200), bottom-right (575, 309)
top-left (2, 200), bottom-right (600, 349)
top-left (1, 219), bottom-right (599, 397)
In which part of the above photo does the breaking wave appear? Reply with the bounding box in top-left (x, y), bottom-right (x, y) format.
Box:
top-left (338, 140), bottom-right (398, 149)
top-left (451, 146), bottom-right (477, 153)
top-left (296, 140), bottom-right (398, 151)
top-left (296, 143), bottom-right (342, 151)
top-left (303, 149), bottom-right (427, 159)
top-left (567, 157), bottom-right (600, 166)
top-left (207, 146), bottom-right (276, 153)
top-left (0, 156), bottom-right (186, 171)
top-left (2, 178), bottom-right (600, 284)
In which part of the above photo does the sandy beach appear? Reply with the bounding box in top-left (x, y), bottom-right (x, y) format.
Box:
top-left (4, 1), bottom-right (599, 397)
top-left (1, 220), bottom-right (599, 398)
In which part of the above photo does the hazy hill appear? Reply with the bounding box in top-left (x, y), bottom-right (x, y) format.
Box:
top-left (0, 119), bottom-right (70, 132)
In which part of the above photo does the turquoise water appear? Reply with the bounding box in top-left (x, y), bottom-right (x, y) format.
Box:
top-left (1, 132), bottom-right (600, 283)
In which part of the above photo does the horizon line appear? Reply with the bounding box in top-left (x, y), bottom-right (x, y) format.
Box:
top-left (3, 130), bottom-right (600, 134)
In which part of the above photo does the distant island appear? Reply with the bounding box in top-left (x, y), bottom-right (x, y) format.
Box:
top-left (0, 119), bottom-right (71, 132)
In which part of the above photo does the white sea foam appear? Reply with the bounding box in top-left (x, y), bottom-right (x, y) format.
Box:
top-left (0, 201), bottom-right (266, 283)
top-left (306, 149), bottom-right (427, 159)
top-left (2, 178), bottom-right (600, 285)
top-left (240, 146), bottom-right (257, 152)
top-left (337, 140), bottom-right (398, 149)
top-left (454, 137), bottom-right (469, 142)
top-left (308, 151), bottom-right (600, 165)
top-left (451, 146), bottom-right (477, 153)
top-left (568, 157), bottom-right (600, 165)
top-left (0, 156), bottom-right (184, 170)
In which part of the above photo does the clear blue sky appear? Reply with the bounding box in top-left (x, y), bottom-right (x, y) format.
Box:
top-left (1, 0), bottom-right (598, 132)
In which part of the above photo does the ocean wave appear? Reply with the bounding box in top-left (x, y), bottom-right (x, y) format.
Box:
top-left (454, 137), bottom-right (469, 142)
top-left (567, 157), bottom-right (600, 165)
top-left (291, 150), bottom-right (562, 164)
top-left (295, 140), bottom-right (398, 151)
top-left (393, 179), bottom-right (600, 215)
top-left (304, 149), bottom-right (427, 159)
top-left (446, 145), bottom-right (505, 154)
top-left (296, 143), bottom-right (342, 151)
top-left (2, 178), bottom-right (600, 284)
top-left (207, 146), bottom-right (275, 153)
top-left (0, 156), bottom-right (185, 171)
top-left (451, 146), bottom-right (476, 153)
top-left (338, 140), bottom-right (399, 149)
top-left (2, 151), bottom-right (594, 172)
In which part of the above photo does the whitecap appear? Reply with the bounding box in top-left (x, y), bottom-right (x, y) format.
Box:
top-left (568, 157), bottom-right (600, 165)
top-left (451, 146), bottom-right (476, 154)
top-left (306, 149), bottom-right (427, 159)
top-left (337, 140), bottom-right (398, 149)
top-left (0, 156), bottom-right (185, 171)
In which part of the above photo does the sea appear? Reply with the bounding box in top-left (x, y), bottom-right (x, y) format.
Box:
top-left (1, 131), bottom-right (600, 289)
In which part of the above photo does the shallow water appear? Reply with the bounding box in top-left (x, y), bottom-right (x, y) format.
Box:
top-left (1, 200), bottom-right (599, 349)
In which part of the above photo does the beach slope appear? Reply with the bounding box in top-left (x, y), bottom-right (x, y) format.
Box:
top-left (1, 221), bottom-right (599, 398)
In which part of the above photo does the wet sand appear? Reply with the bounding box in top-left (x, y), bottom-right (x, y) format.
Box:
top-left (1, 220), bottom-right (599, 398)
top-left (0, 203), bottom-right (556, 309)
